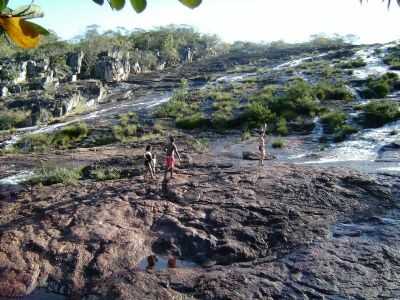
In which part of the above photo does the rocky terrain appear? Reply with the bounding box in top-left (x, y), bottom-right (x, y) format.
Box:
top-left (1, 31), bottom-right (400, 299)
top-left (0, 153), bottom-right (399, 299)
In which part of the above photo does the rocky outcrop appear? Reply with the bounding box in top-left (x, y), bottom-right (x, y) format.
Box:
top-left (0, 86), bottom-right (8, 98)
top-left (71, 80), bottom-right (107, 106)
top-left (133, 62), bottom-right (142, 74)
top-left (95, 50), bottom-right (131, 82)
top-left (0, 161), bottom-right (397, 299)
top-left (242, 151), bottom-right (275, 161)
top-left (5, 81), bottom-right (106, 125)
top-left (14, 61), bottom-right (28, 84)
top-left (67, 51), bottom-right (85, 77)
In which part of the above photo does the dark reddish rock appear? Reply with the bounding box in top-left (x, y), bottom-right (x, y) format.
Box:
top-left (0, 163), bottom-right (398, 299)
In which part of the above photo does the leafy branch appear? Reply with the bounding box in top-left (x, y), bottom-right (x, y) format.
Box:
top-left (0, 0), bottom-right (49, 48)
top-left (92, 0), bottom-right (202, 13)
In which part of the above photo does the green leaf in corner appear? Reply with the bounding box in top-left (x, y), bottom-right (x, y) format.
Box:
top-left (178, 0), bottom-right (202, 9)
top-left (130, 0), bottom-right (147, 13)
top-left (108, 0), bottom-right (126, 10)
top-left (92, 0), bottom-right (105, 5)
top-left (28, 22), bottom-right (50, 36)
top-left (0, 0), bottom-right (9, 12)
top-left (12, 4), bottom-right (45, 19)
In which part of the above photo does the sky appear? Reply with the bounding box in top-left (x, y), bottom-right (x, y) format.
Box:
top-left (9, 0), bottom-right (400, 44)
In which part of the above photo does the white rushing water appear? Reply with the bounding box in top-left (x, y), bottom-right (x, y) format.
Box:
top-left (273, 52), bottom-right (330, 70)
top-left (303, 120), bottom-right (400, 164)
top-left (0, 94), bottom-right (171, 148)
top-left (352, 43), bottom-right (400, 79)
top-left (215, 73), bottom-right (256, 83)
top-left (311, 117), bottom-right (323, 143)
top-left (0, 171), bottom-right (34, 185)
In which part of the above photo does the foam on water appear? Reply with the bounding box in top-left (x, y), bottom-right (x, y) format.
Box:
top-left (0, 95), bottom-right (171, 148)
top-left (311, 117), bottom-right (323, 143)
top-left (273, 52), bottom-right (329, 70)
top-left (215, 73), bottom-right (256, 83)
top-left (353, 43), bottom-right (400, 79)
top-left (302, 120), bottom-right (400, 164)
top-left (0, 171), bottom-right (33, 185)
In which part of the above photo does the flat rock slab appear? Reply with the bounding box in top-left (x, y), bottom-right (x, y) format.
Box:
top-left (0, 163), bottom-right (398, 299)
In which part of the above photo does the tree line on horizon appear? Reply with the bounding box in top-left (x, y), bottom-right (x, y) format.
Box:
top-left (0, 0), bottom-right (396, 50)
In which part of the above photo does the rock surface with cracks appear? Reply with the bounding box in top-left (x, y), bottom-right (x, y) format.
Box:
top-left (0, 161), bottom-right (398, 300)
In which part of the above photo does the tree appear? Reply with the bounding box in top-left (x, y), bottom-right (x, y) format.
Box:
top-left (0, 0), bottom-right (397, 50)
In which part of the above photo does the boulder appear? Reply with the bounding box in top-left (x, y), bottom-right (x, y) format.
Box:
top-left (133, 62), bottom-right (142, 74)
top-left (156, 61), bottom-right (166, 71)
top-left (242, 151), bottom-right (275, 160)
top-left (67, 51), bottom-right (85, 75)
top-left (53, 92), bottom-right (81, 117)
top-left (31, 105), bottom-right (52, 125)
top-left (13, 61), bottom-right (27, 84)
top-left (26, 60), bottom-right (37, 78)
top-left (72, 80), bottom-right (107, 107)
top-left (1, 86), bottom-right (8, 98)
top-left (95, 49), bottom-right (131, 82)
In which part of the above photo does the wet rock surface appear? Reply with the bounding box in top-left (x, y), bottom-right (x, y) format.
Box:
top-left (0, 160), bottom-right (398, 299)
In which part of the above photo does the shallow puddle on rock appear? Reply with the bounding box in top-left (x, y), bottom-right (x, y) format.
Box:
top-left (138, 256), bottom-right (198, 271)
top-left (0, 289), bottom-right (66, 300)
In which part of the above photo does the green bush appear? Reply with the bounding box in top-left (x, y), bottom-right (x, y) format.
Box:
top-left (363, 73), bottom-right (399, 99)
top-left (276, 117), bottom-right (288, 136)
top-left (383, 46), bottom-right (400, 70)
top-left (243, 102), bottom-right (276, 129)
top-left (119, 112), bottom-right (138, 126)
top-left (52, 122), bottom-right (89, 148)
top-left (155, 79), bottom-right (197, 119)
top-left (321, 111), bottom-right (347, 134)
top-left (111, 113), bottom-right (140, 143)
top-left (176, 113), bottom-right (209, 130)
top-left (112, 124), bottom-right (138, 142)
top-left (29, 167), bottom-right (82, 186)
top-left (14, 122), bottom-right (89, 152)
top-left (272, 79), bottom-right (320, 119)
top-left (337, 58), bottom-right (366, 69)
top-left (272, 138), bottom-right (286, 149)
top-left (212, 98), bottom-right (238, 112)
top-left (15, 134), bottom-right (52, 153)
top-left (314, 82), bottom-right (354, 101)
top-left (241, 130), bottom-right (252, 141)
top-left (0, 110), bottom-right (31, 131)
top-left (333, 125), bottom-right (358, 142)
top-left (384, 57), bottom-right (400, 70)
top-left (244, 79), bottom-right (321, 133)
top-left (364, 80), bottom-right (390, 99)
top-left (91, 168), bottom-right (121, 181)
top-left (211, 110), bottom-right (235, 131)
top-left (360, 101), bottom-right (400, 128)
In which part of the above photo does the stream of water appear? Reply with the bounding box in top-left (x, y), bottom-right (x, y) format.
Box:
top-left (0, 93), bottom-right (171, 149)
top-left (3, 42), bottom-right (400, 183)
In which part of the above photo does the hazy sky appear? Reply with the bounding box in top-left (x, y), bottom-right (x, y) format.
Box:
top-left (10, 0), bottom-right (400, 44)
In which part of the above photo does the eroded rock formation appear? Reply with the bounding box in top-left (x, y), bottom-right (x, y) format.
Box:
top-left (0, 162), bottom-right (398, 299)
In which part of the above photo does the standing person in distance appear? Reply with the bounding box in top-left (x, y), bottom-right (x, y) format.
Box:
top-left (164, 136), bottom-right (181, 180)
top-left (259, 123), bottom-right (268, 166)
top-left (144, 145), bottom-right (155, 181)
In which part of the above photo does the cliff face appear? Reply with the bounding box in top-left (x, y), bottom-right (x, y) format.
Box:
top-left (0, 157), bottom-right (398, 299)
